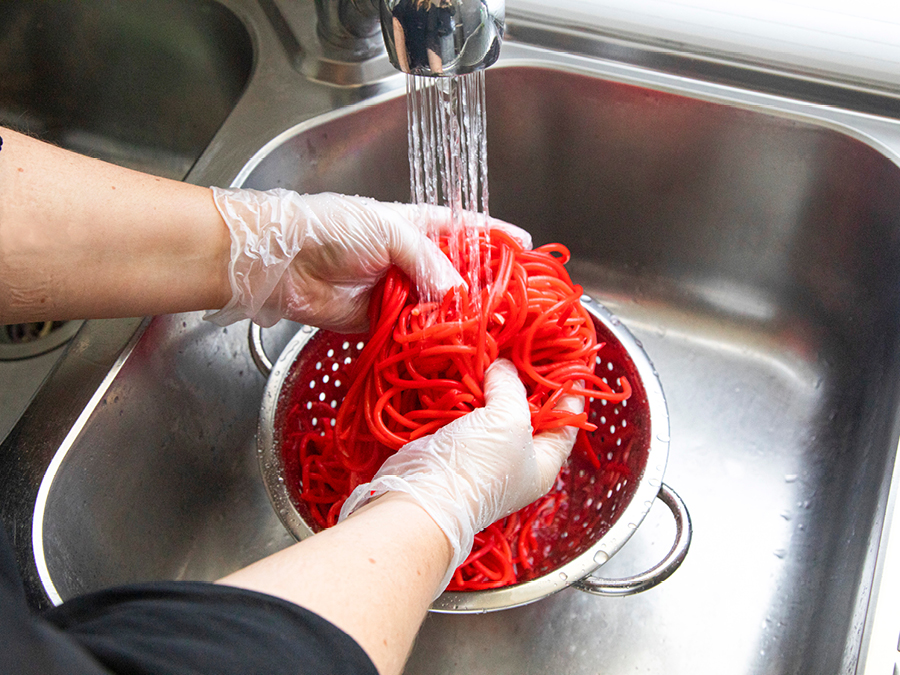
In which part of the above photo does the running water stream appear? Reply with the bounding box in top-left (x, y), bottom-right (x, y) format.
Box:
top-left (406, 71), bottom-right (490, 306)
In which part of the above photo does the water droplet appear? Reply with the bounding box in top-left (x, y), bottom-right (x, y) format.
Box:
top-left (773, 548), bottom-right (787, 559)
top-left (780, 511), bottom-right (792, 521)
top-left (656, 432), bottom-right (670, 442)
top-left (558, 572), bottom-right (568, 581)
top-left (593, 550), bottom-right (609, 565)
top-left (784, 474), bottom-right (798, 483)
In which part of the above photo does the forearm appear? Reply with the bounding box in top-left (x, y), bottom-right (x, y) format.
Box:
top-left (216, 492), bottom-right (451, 675)
top-left (0, 127), bottom-right (231, 323)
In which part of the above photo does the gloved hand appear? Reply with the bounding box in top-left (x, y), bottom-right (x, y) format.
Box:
top-left (339, 358), bottom-right (582, 596)
top-left (205, 188), bottom-right (531, 332)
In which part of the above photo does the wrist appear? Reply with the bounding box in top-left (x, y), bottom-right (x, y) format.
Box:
top-left (204, 188), bottom-right (235, 311)
top-left (341, 476), bottom-right (473, 597)
top-left (352, 491), bottom-right (454, 570)
top-left (143, 181), bottom-right (232, 315)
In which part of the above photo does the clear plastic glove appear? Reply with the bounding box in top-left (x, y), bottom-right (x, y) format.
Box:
top-left (398, 203), bottom-right (533, 251)
top-left (339, 358), bottom-right (583, 596)
top-left (205, 188), bottom-right (530, 332)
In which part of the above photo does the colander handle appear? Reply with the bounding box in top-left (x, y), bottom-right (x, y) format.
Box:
top-left (572, 483), bottom-right (691, 597)
top-left (249, 322), bottom-right (273, 377)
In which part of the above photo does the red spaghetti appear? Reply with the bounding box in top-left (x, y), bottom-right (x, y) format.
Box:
top-left (280, 227), bottom-right (632, 590)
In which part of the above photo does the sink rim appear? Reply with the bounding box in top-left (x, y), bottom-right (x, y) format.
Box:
top-left (232, 42), bottom-right (900, 195)
top-left (31, 319), bottom-right (150, 607)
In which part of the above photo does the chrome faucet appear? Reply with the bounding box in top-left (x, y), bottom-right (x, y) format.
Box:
top-left (314, 0), bottom-right (505, 77)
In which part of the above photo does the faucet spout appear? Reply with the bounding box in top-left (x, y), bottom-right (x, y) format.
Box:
top-left (315, 0), bottom-right (506, 77)
top-left (380, 0), bottom-right (505, 77)
top-left (313, 0), bottom-right (505, 77)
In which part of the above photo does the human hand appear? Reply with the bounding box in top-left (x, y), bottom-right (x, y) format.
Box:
top-left (393, 202), bottom-right (533, 251)
top-left (204, 188), bottom-right (530, 332)
top-left (339, 358), bottom-right (582, 594)
top-left (206, 188), bottom-right (462, 331)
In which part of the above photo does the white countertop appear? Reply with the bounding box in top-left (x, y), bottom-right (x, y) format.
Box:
top-left (509, 0), bottom-right (900, 92)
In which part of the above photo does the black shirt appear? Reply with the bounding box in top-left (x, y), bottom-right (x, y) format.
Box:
top-left (0, 527), bottom-right (378, 675)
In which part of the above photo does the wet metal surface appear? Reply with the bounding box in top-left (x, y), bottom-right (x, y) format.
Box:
top-left (3, 3), bottom-right (900, 673)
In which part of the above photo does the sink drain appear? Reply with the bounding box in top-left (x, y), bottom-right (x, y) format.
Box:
top-left (0, 321), bottom-right (83, 360)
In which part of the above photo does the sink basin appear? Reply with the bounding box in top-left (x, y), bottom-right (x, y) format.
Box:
top-left (0, 0), bottom-right (253, 458)
top-left (0, 0), bottom-right (252, 176)
top-left (5, 5), bottom-right (900, 674)
top-left (236, 62), bottom-right (900, 673)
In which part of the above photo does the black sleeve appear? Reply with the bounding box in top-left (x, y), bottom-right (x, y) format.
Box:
top-left (1, 527), bottom-right (377, 675)
top-left (42, 582), bottom-right (379, 675)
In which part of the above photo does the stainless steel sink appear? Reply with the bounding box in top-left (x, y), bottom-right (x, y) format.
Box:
top-left (4, 3), bottom-right (900, 674)
top-left (0, 0), bottom-right (252, 176)
top-left (0, 0), bottom-right (253, 442)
